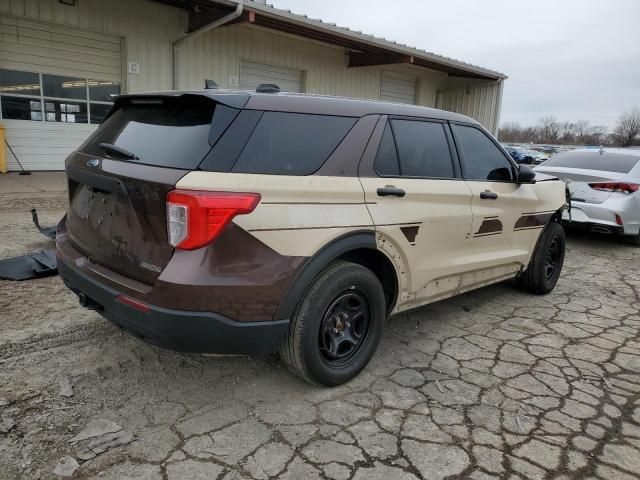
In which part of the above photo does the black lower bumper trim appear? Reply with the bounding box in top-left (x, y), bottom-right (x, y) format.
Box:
top-left (57, 259), bottom-right (289, 355)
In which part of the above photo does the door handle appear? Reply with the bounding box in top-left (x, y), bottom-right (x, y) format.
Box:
top-left (377, 186), bottom-right (406, 197)
top-left (480, 190), bottom-right (498, 200)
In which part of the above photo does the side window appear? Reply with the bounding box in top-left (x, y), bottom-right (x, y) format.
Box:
top-left (231, 112), bottom-right (356, 175)
top-left (374, 124), bottom-right (400, 176)
top-left (453, 125), bottom-right (514, 181)
top-left (392, 120), bottom-right (455, 178)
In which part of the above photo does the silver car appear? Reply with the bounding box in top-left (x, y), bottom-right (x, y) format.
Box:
top-left (535, 148), bottom-right (640, 245)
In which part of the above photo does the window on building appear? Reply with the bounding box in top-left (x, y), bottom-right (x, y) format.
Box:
top-left (453, 125), bottom-right (515, 181)
top-left (0, 70), bottom-right (42, 121)
top-left (0, 68), bottom-right (119, 124)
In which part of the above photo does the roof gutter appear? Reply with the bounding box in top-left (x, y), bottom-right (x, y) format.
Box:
top-left (172, 0), bottom-right (244, 89)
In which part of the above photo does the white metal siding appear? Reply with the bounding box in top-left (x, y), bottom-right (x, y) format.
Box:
top-left (3, 120), bottom-right (96, 171)
top-left (0, 0), bottom-right (186, 171)
top-left (380, 71), bottom-right (416, 104)
top-left (436, 80), bottom-right (503, 134)
top-left (0, 0), bottom-right (186, 93)
top-left (240, 60), bottom-right (303, 93)
top-left (1, 15), bottom-right (123, 170)
top-left (176, 24), bottom-right (448, 105)
top-left (0, 15), bottom-right (122, 81)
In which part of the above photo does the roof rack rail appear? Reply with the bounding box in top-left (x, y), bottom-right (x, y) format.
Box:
top-left (256, 83), bottom-right (280, 93)
top-left (204, 79), bottom-right (219, 89)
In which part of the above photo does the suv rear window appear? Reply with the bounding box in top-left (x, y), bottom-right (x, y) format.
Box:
top-left (78, 95), bottom-right (219, 169)
top-left (230, 112), bottom-right (356, 175)
top-left (543, 150), bottom-right (640, 173)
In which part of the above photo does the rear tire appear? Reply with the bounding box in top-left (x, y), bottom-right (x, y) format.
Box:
top-left (279, 261), bottom-right (386, 387)
top-left (517, 221), bottom-right (565, 294)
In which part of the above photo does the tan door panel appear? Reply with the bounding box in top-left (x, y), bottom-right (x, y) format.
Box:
top-left (360, 177), bottom-right (474, 312)
top-left (466, 181), bottom-right (540, 273)
top-left (357, 115), bottom-right (475, 313)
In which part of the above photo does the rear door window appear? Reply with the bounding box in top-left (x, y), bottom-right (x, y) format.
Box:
top-left (391, 120), bottom-right (455, 178)
top-left (543, 150), bottom-right (639, 173)
top-left (230, 112), bottom-right (356, 175)
top-left (78, 95), bottom-right (220, 169)
top-left (453, 124), bottom-right (515, 181)
top-left (374, 119), bottom-right (455, 178)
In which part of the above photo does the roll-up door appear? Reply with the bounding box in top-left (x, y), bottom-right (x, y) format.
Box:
top-left (0, 15), bottom-right (122, 170)
top-left (240, 60), bottom-right (303, 93)
top-left (380, 71), bottom-right (416, 105)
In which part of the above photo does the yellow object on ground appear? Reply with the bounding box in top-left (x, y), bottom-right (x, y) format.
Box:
top-left (0, 123), bottom-right (7, 174)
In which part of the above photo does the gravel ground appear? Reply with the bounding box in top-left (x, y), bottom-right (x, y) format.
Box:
top-left (1, 174), bottom-right (639, 480)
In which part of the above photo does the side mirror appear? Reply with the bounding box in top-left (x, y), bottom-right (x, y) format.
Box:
top-left (518, 164), bottom-right (536, 184)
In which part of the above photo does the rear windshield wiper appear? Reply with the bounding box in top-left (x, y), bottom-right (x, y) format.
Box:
top-left (99, 142), bottom-right (140, 160)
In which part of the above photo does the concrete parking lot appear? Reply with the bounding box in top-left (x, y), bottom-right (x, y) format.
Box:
top-left (1, 173), bottom-right (639, 480)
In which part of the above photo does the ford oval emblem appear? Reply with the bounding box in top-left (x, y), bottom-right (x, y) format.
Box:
top-left (87, 159), bottom-right (100, 167)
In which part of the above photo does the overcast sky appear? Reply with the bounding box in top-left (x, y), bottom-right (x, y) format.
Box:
top-left (269, 0), bottom-right (640, 129)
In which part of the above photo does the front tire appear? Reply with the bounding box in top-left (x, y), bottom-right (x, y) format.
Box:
top-left (279, 261), bottom-right (386, 387)
top-left (517, 221), bottom-right (566, 294)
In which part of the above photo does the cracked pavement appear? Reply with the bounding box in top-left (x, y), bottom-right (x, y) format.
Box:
top-left (1, 175), bottom-right (640, 480)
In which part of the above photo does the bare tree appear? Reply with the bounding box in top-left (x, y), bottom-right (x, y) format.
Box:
top-left (498, 122), bottom-right (522, 143)
top-left (575, 120), bottom-right (590, 140)
top-left (498, 117), bottom-right (613, 146)
top-left (613, 108), bottom-right (640, 147)
top-left (584, 125), bottom-right (608, 145)
top-left (538, 115), bottom-right (560, 143)
top-left (559, 121), bottom-right (577, 143)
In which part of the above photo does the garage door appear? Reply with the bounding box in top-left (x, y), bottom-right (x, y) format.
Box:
top-left (240, 60), bottom-right (303, 93)
top-left (0, 16), bottom-right (122, 171)
top-left (380, 71), bottom-right (417, 105)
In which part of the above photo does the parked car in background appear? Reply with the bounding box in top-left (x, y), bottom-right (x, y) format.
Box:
top-left (535, 148), bottom-right (640, 245)
top-left (56, 88), bottom-right (568, 386)
top-left (524, 149), bottom-right (549, 164)
top-left (503, 146), bottom-right (535, 164)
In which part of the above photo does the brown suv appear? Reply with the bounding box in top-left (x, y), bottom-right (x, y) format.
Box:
top-left (57, 89), bottom-right (567, 386)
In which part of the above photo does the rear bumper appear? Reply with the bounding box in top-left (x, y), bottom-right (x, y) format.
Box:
top-left (57, 257), bottom-right (289, 355)
top-left (563, 198), bottom-right (640, 236)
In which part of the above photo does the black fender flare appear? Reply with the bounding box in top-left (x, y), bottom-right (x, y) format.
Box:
top-left (273, 230), bottom-right (377, 321)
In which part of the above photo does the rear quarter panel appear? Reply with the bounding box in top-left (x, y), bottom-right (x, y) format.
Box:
top-left (176, 172), bottom-right (374, 257)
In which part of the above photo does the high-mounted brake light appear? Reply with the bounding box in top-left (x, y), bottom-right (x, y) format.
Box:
top-left (166, 190), bottom-right (261, 250)
top-left (588, 182), bottom-right (639, 194)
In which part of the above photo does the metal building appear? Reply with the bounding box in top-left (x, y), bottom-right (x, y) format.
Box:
top-left (0, 0), bottom-right (506, 171)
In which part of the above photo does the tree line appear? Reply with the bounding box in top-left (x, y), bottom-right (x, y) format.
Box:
top-left (498, 108), bottom-right (640, 147)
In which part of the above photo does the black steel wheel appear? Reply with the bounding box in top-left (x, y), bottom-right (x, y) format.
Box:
top-left (517, 221), bottom-right (565, 295)
top-left (319, 290), bottom-right (371, 366)
top-left (279, 261), bottom-right (386, 387)
top-left (544, 236), bottom-right (561, 280)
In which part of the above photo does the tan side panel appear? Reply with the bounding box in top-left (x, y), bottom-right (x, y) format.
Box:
top-left (176, 172), bottom-right (374, 257)
top-left (526, 180), bottom-right (567, 251)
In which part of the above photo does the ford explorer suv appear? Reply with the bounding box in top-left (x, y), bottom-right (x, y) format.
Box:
top-left (56, 88), bottom-right (567, 386)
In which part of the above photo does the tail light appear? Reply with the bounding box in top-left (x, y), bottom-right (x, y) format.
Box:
top-left (588, 182), bottom-right (639, 194)
top-left (166, 190), bottom-right (261, 250)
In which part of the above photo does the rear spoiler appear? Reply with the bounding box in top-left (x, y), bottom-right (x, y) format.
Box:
top-left (108, 91), bottom-right (250, 110)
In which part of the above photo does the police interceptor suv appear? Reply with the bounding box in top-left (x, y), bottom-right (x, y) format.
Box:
top-left (57, 88), bottom-right (567, 386)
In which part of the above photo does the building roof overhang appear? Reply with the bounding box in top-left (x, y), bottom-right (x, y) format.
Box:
top-left (151, 0), bottom-right (507, 81)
